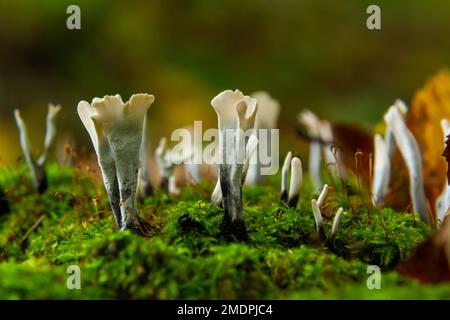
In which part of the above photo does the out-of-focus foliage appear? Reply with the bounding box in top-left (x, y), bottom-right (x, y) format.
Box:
top-left (1, 0), bottom-right (450, 165)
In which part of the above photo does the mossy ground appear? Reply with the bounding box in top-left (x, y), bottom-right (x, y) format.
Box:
top-left (0, 163), bottom-right (448, 299)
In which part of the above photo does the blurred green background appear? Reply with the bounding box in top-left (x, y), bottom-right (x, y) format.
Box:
top-left (0, 0), bottom-right (449, 165)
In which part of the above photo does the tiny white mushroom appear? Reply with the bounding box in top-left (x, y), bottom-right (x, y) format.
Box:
top-left (14, 104), bottom-right (61, 193)
top-left (384, 105), bottom-right (429, 223)
top-left (155, 137), bottom-right (193, 195)
top-left (328, 207), bottom-right (344, 245)
top-left (280, 151), bottom-right (293, 202)
top-left (385, 99), bottom-right (408, 159)
top-left (298, 110), bottom-right (323, 191)
top-left (138, 114), bottom-right (153, 198)
top-left (287, 157), bottom-right (303, 208)
top-left (311, 198), bottom-right (324, 238)
top-left (211, 89), bottom-right (258, 237)
top-left (316, 184), bottom-right (329, 207)
top-left (246, 91), bottom-right (280, 185)
top-left (77, 94), bottom-right (154, 234)
top-left (372, 134), bottom-right (391, 206)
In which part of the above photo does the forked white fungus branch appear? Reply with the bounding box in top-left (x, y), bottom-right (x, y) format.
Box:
top-left (384, 105), bottom-right (429, 223)
top-left (14, 104), bottom-right (61, 193)
top-left (78, 94), bottom-right (154, 235)
top-left (211, 89), bottom-right (258, 238)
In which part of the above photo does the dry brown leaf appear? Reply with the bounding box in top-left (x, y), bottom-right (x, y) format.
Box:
top-left (396, 215), bottom-right (450, 283)
top-left (444, 135), bottom-right (450, 183)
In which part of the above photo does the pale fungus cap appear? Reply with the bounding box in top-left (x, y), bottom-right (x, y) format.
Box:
top-left (251, 91), bottom-right (280, 130)
top-left (211, 89), bottom-right (258, 131)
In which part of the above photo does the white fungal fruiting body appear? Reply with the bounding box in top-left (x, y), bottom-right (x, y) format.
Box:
top-left (211, 89), bottom-right (258, 236)
top-left (384, 105), bottom-right (429, 223)
top-left (298, 110), bottom-right (322, 190)
top-left (155, 137), bottom-right (193, 195)
top-left (138, 115), bottom-right (153, 198)
top-left (78, 94), bottom-right (154, 234)
top-left (280, 151), bottom-right (293, 202)
top-left (245, 91), bottom-right (280, 185)
top-left (316, 184), bottom-right (328, 207)
top-left (14, 104), bottom-right (61, 193)
top-left (385, 99), bottom-right (408, 159)
top-left (328, 207), bottom-right (344, 244)
top-left (287, 157), bottom-right (302, 207)
top-left (372, 134), bottom-right (391, 206)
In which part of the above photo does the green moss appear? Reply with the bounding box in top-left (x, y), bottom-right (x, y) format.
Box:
top-left (0, 163), bottom-right (446, 299)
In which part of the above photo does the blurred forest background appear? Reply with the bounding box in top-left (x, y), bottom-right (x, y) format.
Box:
top-left (0, 0), bottom-right (449, 166)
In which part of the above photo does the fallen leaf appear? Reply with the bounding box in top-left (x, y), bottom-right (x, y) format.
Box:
top-left (444, 135), bottom-right (450, 183)
top-left (396, 215), bottom-right (450, 283)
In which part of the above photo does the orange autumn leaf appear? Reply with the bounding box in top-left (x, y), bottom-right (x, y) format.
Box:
top-left (389, 70), bottom-right (450, 220)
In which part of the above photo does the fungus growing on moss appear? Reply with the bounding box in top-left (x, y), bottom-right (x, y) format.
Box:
top-left (138, 115), bottom-right (153, 198)
top-left (310, 184), bottom-right (344, 247)
top-left (280, 151), bottom-right (303, 208)
top-left (372, 134), bottom-right (390, 206)
top-left (384, 105), bottom-right (429, 223)
top-left (245, 91), bottom-right (280, 185)
top-left (77, 94), bottom-right (154, 235)
top-left (210, 89), bottom-right (258, 239)
top-left (155, 137), bottom-right (193, 195)
top-left (14, 104), bottom-right (61, 193)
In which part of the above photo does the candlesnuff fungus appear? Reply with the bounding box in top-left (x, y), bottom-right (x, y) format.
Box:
top-left (298, 110), bottom-right (322, 190)
top-left (436, 119), bottom-right (450, 224)
top-left (246, 91), bottom-right (280, 185)
top-left (280, 151), bottom-right (303, 208)
top-left (14, 104), bottom-right (61, 193)
top-left (211, 89), bottom-right (258, 239)
top-left (310, 184), bottom-right (344, 247)
top-left (138, 115), bottom-right (153, 198)
top-left (384, 105), bottom-right (429, 223)
top-left (385, 99), bottom-right (408, 159)
top-left (77, 94), bottom-right (154, 235)
top-left (372, 100), bottom-right (408, 207)
top-left (372, 134), bottom-right (390, 206)
top-left (155, 137), bottom-right (193, 195)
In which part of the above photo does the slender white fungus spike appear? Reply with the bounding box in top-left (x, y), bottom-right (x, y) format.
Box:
top-left (138, 114), bottom-right (153, 198)
top-left (37, 104), bottom-right (61, 166)
top-left (298, 110), bottom-right (322, 190)
top-left (280, 151), bottom-right (293, 202)
top-left (155, 136), bottom-right (193, 195)
top-left (211, 132), bottom-right (258, 206)
top-left (384, 105), bottom-right (429, 223)
top-left (14, 105), bottom-right (60, 193)
top-left (78, 94), bottom-right (154, 234)
top-left (311, 198), bottom-right (324, 234)
top-left (385, 99), bottom-right (408, 159)
top-left (372, 134), bottom-right (391, 206)
top-left (436, 119), bottom-right (450, 224)
top-left (211, 89), bottom-right (258, 236)
top-left (14, 110), bottom-right (40, 190)
top-left (184, 125), bottom-right (202, 183)
top-left (319, 120), bottom-right (341, 179)
top-left (317, 184), bottom-right (329, 207)
top-left (329, 207), bottom-right (344, 243)
top-left (245, 91), bottom-right (280, 185)
top-left (287, 157), bottom-right (302, 207)
top-left (168, 175), bottom-right (180, 195)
